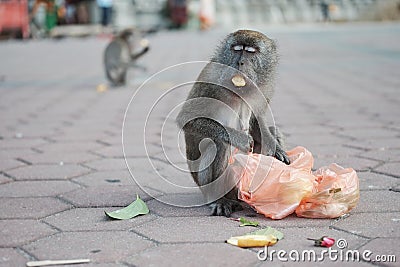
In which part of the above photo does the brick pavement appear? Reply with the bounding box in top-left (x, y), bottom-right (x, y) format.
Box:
top-left (0, 23), bottom-right (399, 266)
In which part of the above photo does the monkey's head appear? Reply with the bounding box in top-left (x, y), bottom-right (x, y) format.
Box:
top-left (212, 30), bottom-right (278, 87)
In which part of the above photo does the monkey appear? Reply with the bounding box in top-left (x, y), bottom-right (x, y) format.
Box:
top-left (104, 28), bottom-right (149, 86)
top-left (176, 30), bottom-right (290, 217)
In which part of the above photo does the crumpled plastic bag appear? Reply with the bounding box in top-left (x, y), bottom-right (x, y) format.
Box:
top-left (230, 146), bottom-right (359, 219)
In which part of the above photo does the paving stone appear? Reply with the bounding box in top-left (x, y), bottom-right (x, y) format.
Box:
top-left (84, 158), bottom-right (127, 171)
top-left (358, 149), bottom-right (400, 163)
top-left (35, 141), bottom-right (105, 153)
top-left (0, 181), bottom-right (80, 197)
top-left (0, 197), bottom-right (72, 219)
top-left (0, 248), bottom-right (28, 266)
top-left (44, 208), bottom-right (156, 231)
top-left (350, 138), bottom-right (400, 151)
top-left (374, 163), bottom-right (400, 178)
top-left (60, 185), bottom-right (156, 208)
top-left (0, 138), bottom-right (48, 149)
top-left (0, 158), bottom-right (26, 172)
top-left (0, 148), bottom-right (39, 160)
top-left (358, 172), bottom-right (399, 191)
top-left (133, 216), bottom-right (254, 243)
top-left (20, 151), bottom-right (100, 164)
top-left (313, 156), bottom-right (381, 172)
top-left (126, 243), bottom-right (259, 267)
top-left (357, 238), bottom-right (399, 267)
top-left (353, 190), bottom-right (399, 213)
top-left (72, 170), bottom-right (133, 186)
top-left (145, 199), bottom-right (211, 217)
top-left (296, 144), bottom-right (361, 158)
top-left (332, 212), bottom-right (400, 238)
top-left (0, 220), bottom-right (57, 247)
top-left (5, 164), bottom-right (91, 180)
top-left (23, 232), bottom-right (154, 263)
top-left (290, 134), bottom-right (350, 146)
top-left (0, 175), bottom-right (12, 184)
top-left (341, 128), bottom-right (399, 140)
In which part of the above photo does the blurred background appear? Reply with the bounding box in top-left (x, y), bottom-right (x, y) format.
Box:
top-left (1, 0), bottom-right (400, 39)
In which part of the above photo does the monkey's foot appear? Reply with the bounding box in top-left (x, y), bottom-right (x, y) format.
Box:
top-left (209, 198), bottom-right (243, 217)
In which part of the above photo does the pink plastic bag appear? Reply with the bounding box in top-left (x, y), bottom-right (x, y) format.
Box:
top-left (231, 146), bottom-right (359, 219)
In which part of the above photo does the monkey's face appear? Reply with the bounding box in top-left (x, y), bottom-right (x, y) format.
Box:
top-left (213, 30), bottom-right (278, 86)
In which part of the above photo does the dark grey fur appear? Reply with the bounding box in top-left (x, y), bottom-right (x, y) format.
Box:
top-left (176, 30), bottom-right (290, 217)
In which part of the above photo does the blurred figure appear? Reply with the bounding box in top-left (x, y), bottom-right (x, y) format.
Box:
top-left (167, 0), bottom-right (188, 28)
top-left (320, 0), bottom-right (330, 22)
top-left (31, 0), bottom-right (57, 32)
top-left (199, 0), bottom-right (215, 30)
top-left (97, 0), bottom-right (113, 27)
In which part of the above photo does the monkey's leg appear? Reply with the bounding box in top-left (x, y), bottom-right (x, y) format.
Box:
top-left (179, 118), bottom-right (253, 153)
top-left (197, 142), bottom-right (243, 217)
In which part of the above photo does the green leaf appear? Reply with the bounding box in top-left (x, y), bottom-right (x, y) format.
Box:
top-left (105, 195), bottom-right (149, 220)
top-left (239, 217), bottom-right (259, 227)
top-left (246, 226), bottom-right (284, 240)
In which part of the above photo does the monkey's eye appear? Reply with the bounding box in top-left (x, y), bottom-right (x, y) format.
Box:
top-left (233, 45), bottom-right (244, 51)
top-left (245, 46), bottom-right (257, 53)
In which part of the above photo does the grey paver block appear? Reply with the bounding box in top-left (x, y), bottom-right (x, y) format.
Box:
top-left (0, 138), bottom-right (48, 149)
top-left (35, 141), bottom-right (105, 153)
top-left (5, 164), bottom-right (91, 180)
top-left (60, 185), bottom-right (155, 208)
top-left (0, 197), bottom-right (72, 219)
top-left (0, 158), bottom-right (25, 171)
top-left (313, 156), bottom-right (380, 172)
top-left (125, 243), bottom-right (259, 267)
top-left (359, 148), bottom-right (400, 163)
top-left (20, 151), bottom-right (101, 164)
top-left (332, 212), bottom-right (400, 238)
top-left (23, 231), bottom-right (154, 263)
top-left (357, 238), bottom-right (399, 267)
top-left (0, 148), bottom-right (38, 159)
top-left (84, 158), bottom-right (127, 171)
top-left (353, 190), bottom-right (400, 213)
top-left (374, 163), bottom-right (400, 178)
top-left (358, 172), bottom-right (399, 191)
top-left (0, 175), bottom-right (12, 184)
top-left (145, 199), bottom-right (211, 217)
top-left (0, 220), bottom-right (57, 247)
top-left (133, 216), bottom-right (252, 243)
top-left (350, 138), bottom-right (400, 150)
top-left (0, 248), bottom-right (28, 266)
top-left (341, 128), bottom-right (399, 139)
top-left (72, 170), bottom-right (133, 186)
top-left (0, 181), bottom-right (80, 197)
top-left (44, 208), bottom-right (156, 231)
top-left (295, 144), bottom-right (361, 158)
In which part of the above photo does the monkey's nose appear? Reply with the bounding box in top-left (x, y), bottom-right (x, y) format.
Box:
top-left (238, 60), bottom-right (244, 66)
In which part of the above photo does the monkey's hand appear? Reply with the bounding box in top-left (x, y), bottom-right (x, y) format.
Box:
top-left (274, 146), bottom-right (290, 165)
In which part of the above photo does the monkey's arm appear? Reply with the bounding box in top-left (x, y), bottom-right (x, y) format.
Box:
top-left (250, 114), bottom-right (290, 164)
top-left (179, 118), bottom-right (253, 153)
top-left (131, 45), bottom-right (149, 61)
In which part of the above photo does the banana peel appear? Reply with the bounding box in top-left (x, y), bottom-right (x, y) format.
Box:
top-left (227, 234), bottom-right (277, 248)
